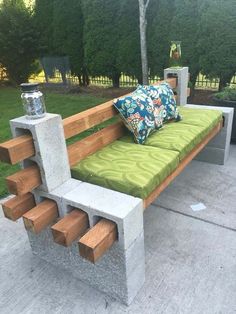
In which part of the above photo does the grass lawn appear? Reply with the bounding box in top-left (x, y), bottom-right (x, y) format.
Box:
top-left (0, 87), bottom-right (108, 198)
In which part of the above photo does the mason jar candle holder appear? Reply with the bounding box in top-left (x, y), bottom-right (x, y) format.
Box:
top-left (20, 83), bottom-right (46, 119)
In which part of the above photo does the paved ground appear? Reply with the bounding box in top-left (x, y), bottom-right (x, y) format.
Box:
top-left (0, 146), bottom-right (235, 314)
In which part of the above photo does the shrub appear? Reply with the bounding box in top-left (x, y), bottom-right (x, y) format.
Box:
top-left (215, 86), bottom-right (236, 101)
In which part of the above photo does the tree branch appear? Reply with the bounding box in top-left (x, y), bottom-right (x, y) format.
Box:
top-left (144, 0), bottom-right (150, 12)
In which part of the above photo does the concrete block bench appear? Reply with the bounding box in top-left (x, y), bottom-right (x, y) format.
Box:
top-left (0, 75), bottom-right (230, 305)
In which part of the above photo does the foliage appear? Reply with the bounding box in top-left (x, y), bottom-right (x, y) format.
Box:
top-left (81, 0), bottom-right (121, 87)
top-left (147, 0), bottom-right (175, 78)
top-left (215, 86), bottom-right (236, 101)
top-left (34, 0), bottom-right (54, 55)
top-left (0, 0), bottom-right (40, 84)
top-left (117, 0), bottom-right (142, 83)
top-left (198, 0), bottom-right (236, 90)
top-left (53, 0), bottom-right (88, 85)
top-left (170, 0), bottom-right (201, 86)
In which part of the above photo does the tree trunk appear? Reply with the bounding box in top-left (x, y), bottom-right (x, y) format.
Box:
top-left (112, 72), bottom-right (120, 88)
top-left (138, 0), bottom-right (150, 85)
top-left (219, 74), bottom-right (233, 91)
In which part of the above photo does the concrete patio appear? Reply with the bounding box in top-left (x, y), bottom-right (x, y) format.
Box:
top-left (0, 145), bottom-right (235, 314)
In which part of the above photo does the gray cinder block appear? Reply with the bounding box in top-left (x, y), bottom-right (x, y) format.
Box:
top-left (62, 182), bottom-right (144, 251)
top-left (164, 67), bottom-right (189, 106)
top-left (27, 227), bottom-right (145, 305)
top-left (186, 104), bottom-right (234, 165)
top-left (33, 179), bottom-right (82, 217)
top-left (28, 180), bottom-right (145, 304)
top-left (10, 114), bottom-right (71, 192)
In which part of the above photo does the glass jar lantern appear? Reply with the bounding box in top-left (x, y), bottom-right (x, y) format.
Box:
top-left (169, 41), bottom-right (182, 68)
top-left (20, 83), bottom-right (46, 119)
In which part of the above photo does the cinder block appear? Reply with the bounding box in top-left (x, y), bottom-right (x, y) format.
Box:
top-left (10, 114), bottom-right (71, 192)
top-left (33, 178), bottom-right (82, 217)
top-left (195, 146), bottom-right (226, 165)
top-left (164, 67), bottom-right (189, 106)
top-left (186, 104), bottom-right (234, 164)
top-left (27, 227), bottom-right (145, 305)
top-left (62, 182), bottom-right (144, 251)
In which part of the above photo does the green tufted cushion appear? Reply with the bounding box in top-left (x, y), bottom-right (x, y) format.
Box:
top-left (71, 141), bottom-right (179, 199)
top-left (178, 107), bottom-right (222, 136)
top-left (120, 107), bottom-right (222, 160)
top-left (120, 123), bottom-right (206, 160)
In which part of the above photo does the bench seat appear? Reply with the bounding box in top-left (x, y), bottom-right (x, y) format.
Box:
top-left (119, 108), bottom-right (223, 160)
top-left (71, 141), bottom-right (179, 199)
top-left (71, 108), bottom-right (223, 199)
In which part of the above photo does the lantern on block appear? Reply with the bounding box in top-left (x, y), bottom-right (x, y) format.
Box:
top-left (169, 41), bottom-right (182, 68)
top-left (20, 83), bottom-right (46, 119)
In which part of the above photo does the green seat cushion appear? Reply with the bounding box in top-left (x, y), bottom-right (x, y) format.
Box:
top-left (71, 141), bottom-right (179, 199)
top-left (120, 107), bottom-right (223, 160)
top-left (178, 107), bottom-right (222, 136)
top-left (120, 122), bottom-right (206, 160)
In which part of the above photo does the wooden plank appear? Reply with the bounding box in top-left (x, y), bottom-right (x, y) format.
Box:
top-left (51, 209), bottom-right (89, 247)
top-left (6, 165), bottom-right (42, 196)
top-left (23, 199), bottom-right (58, 234)
top-left (67, 121), bottom-right (125, 166)
top-left (143, 120), bottom-right (223, 208)
top-left (0, 135), bottom-right (35, 165)
top-left (2, 193), bottom-right (36, 221)
top-left (78, 218), bottom-right (118, 263)
top-left (63, 100), bottom-right (119, 139)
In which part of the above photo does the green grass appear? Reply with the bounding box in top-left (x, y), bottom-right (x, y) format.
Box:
top-left (0, 87), bottom-right (107, 198)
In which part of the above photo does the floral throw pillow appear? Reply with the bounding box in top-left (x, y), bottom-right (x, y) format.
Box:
top-left (137, 82), bottom-right (181, 122)
top-left (113, 88), bottom-right (163, 144)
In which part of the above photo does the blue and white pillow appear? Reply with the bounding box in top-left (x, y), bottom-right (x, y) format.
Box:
top-left (113, 88), bottom-right (163, 144)
top-left (137, 82), bottom-right (181, 122)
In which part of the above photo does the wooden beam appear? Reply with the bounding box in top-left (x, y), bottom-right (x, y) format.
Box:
top-left (6, 165), bottom-right (42, 196)
top-left (2, 193), bottom-right (36, 221)
top-left (51, 209), bottom-right (89, 247)
top-left (0, 135), bottom-right (35, 165)
top-left (23, 199), bottom-right (58, 234)
top-left (78, 218), bottom-right (118, 263)
top-left (63, 100), bottom-right (119, 139)
top-left (67, 121), bottom-right (125, 166)
top-left (143, 120), bottom-right (223, 208)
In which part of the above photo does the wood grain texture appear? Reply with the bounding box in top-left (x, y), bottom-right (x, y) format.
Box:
top-left (143, 120), bottom-right (223, 208)
top-left (2, 193), bottom-right (36, 221)
top-left (67, 121), bottom-right (125, 166)
top-left (51, 209), bottom-right (89, 247)
top-left (23, 199), bottom-right (58, 234)
top-left (6, 165), bottom-right (42, 195)
top-left (0, 135), bottom-right (35, 165)
top-left (78, 218), bottom-right (118, 263)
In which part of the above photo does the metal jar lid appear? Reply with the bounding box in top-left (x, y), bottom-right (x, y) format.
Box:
top-left (20, 83), bottom-right (40, 93)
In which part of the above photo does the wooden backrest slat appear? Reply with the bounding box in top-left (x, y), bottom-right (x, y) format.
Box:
top-left (63, 100), bottom-right (118, 139)
top-left (68, 121), bottom-right (125, 166)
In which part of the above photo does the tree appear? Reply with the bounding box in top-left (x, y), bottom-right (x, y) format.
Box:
top-left (117, 0), bottom-right (142, 83)
top-left (53, 0), bottom-right (88, 86)
top-left (81, 0), bottom-right (121, 87)
top-left (198, 0), bottom-right (236, 90)
top-left (0, 0), bottom-right (40, 84)
top-left (147, 0), bottom-right (175, 79)
top-left (170, 0), bottom-right (201, 87)
top-left (34, 0), bottom-right (54, 56)
top-left (138, 0), bottom-right (150, 84)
